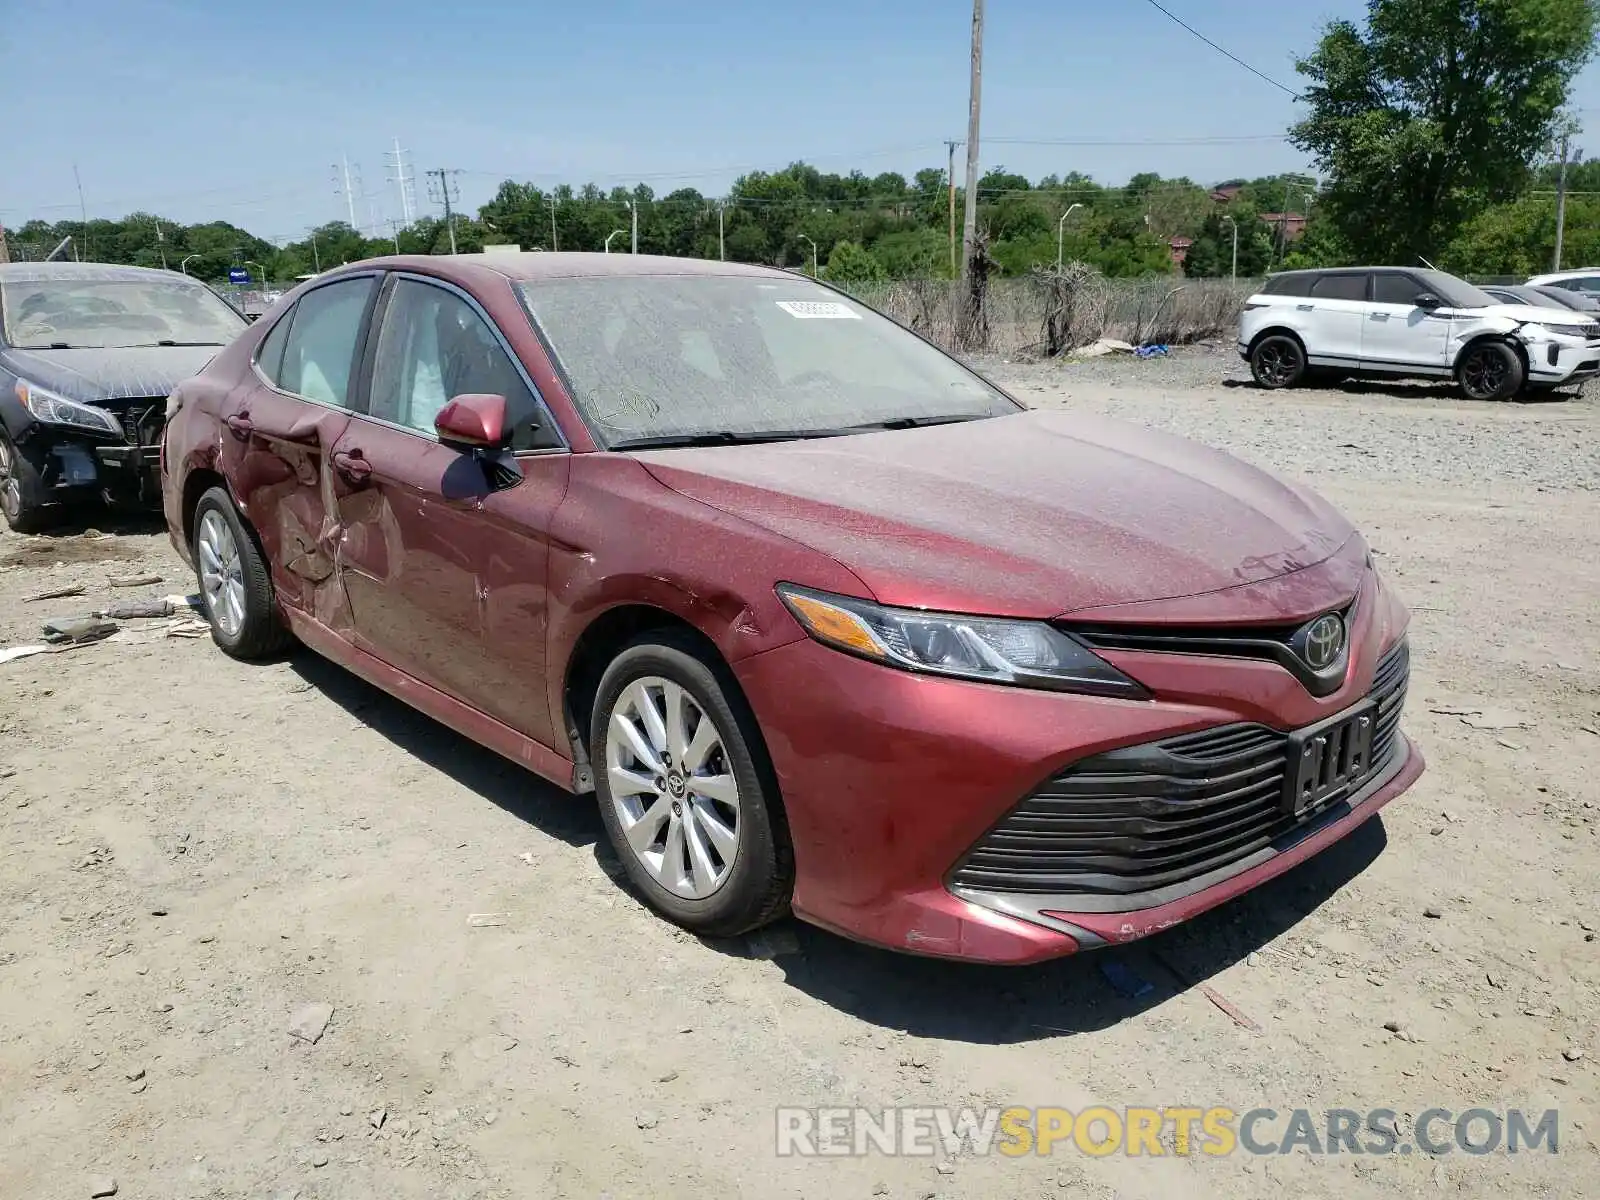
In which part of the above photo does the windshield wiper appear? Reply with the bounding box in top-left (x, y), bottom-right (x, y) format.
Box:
top-left (609, 429), bottom-right (849, 450)
top-left (153, 340), bottom-right (228, 347)
top-left (850, 413), bottom-right (994, 432)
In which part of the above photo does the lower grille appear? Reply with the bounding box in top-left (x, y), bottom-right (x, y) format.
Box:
top-left (951, 639), bottom-right (1409, 898)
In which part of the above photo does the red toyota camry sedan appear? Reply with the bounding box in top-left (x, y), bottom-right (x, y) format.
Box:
top-left (160, 253), bottom-right (1422, 965)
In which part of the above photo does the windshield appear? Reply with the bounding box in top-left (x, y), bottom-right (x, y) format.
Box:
top-left (518, 275), bottom-right (1019, 447)
top-left (0, 278), bottom-right (248, 349)
top-left (1415, 270), bottom-right (1499, 310)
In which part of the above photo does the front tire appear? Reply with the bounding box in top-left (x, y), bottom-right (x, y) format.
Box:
top-left (0, 431), bottom-right (53, 534)
top-left (191, 486), bottom-right (293, 659)
top-left (1457, 340), bottom-right (1524, 401)
top-left (591, 632), bottom-right (792, 937)
top-left (1250, 334), bottom-right (1306, 389)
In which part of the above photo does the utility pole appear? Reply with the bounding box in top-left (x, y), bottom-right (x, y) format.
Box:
top-left (154, 218), bottom-right (168, 270)
top-left (623, 199), bottom-right (638, 254)
top-left (959, 0), bottom-right (985, 294)
top-left (1554, 131), bottom-right (1572, 273)
top-left (945, 139), bottom-right (960, 273)
top-left (799, 235), bottom-right (818, 277)
top-left (0, 222), bottom-right (9, 266)
top-left (546, 195), bottom-right (559, 252)
top-left (1222, 215), bottom-right (1238, 284)
top-left (426, 168), bottom-right (462, 255)
top-left (718, 200), bottom-right (726, 261)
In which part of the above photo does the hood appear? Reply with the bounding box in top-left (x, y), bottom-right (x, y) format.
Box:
top-left (0, 345), bottom-right (220, 405)
top-left (1472, 302), bottom-right (1596, 329)
top-left (638, 409), bottom-right (1357, 618)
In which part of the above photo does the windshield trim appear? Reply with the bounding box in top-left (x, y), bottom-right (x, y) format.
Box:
top-left (514, 272), bottom-right (1023, 452)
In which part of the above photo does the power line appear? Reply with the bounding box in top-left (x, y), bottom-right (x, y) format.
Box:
top-left (1139, 0), bottom-right (1302, 99)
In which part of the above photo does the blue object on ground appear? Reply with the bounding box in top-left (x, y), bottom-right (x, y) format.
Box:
top-left (1135, 344), bottom-right (1170, 358)
top-left (1100, 960), bottom-right (1156, 998)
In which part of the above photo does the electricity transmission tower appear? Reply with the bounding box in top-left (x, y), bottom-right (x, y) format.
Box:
top-left (332, 156), bottom-right (363, 228)
top-left (385, 139), bottom-right (417, 224)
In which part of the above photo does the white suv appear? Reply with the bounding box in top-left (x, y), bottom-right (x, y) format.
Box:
top-left (1238, 267), bottom-right (1600, 400)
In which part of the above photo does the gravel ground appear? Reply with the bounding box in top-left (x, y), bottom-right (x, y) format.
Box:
top-left (0, 353), bottom-right (1596, 1200)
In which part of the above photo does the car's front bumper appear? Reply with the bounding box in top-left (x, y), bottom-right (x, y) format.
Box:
top-left (733, 567), bottom-right (1420, 965)
top-left (1522, 335), bottom-right (1600, 385)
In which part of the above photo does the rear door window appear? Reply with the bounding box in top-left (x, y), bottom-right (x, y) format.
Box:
top-left (278, 277), bottom-right (376, 408)
top-left (255, 310), bottom-right (294, 384)
top-left (1310, 273), bottom-right (1369, 302)
top-left (1263, 274), bottom-right (1313, 296)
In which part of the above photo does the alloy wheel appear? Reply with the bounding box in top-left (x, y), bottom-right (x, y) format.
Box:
top-left (1463, 348), bottom-right (1507, 397)
top-left (0, 438), bottom-right (19, 521)
top-left (197, 508), bottom-right (247, 639)
top-left (1257, 341), bottom-right (1299, 386)
top-left (605, 676), bottom-right (741, 899)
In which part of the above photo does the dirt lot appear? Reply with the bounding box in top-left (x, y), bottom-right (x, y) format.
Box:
top-left (2, 352), bottom-right (1597, 1200)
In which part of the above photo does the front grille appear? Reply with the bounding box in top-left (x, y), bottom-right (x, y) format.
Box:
top-left (95, 398), bottom-right (166, 446)
top-left (951, 639), bottom-right (1410, 898)
top-left (1069, 597), bottom-right (1358, 698)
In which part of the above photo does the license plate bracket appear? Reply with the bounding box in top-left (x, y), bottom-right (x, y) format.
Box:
top-left (1283, 700), bottom-right (1377, 815)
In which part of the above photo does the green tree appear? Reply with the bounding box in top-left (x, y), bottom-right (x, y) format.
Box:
top-left (1291, 0), bottom-right (1599, 262)
top-left (825, 240), bottom-right (886, 283)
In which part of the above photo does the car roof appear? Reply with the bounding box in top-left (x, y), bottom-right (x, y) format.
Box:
top-left (326, 251), bottom-right (794, 285)
top-left (1527, 268), bottom-right (1600, 283)
top-left (0, 260), bottom-right (200, 285)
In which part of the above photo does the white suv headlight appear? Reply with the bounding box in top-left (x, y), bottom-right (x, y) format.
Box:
top-left (14, 380), bottom-right (122, 436)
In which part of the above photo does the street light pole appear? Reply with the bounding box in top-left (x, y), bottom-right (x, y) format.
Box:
top-left (1056, 203), bottom-right (1083, 270)
top-left (605, 229), bottom-right (626, 253)
top-left (799, 235), bottom-right (818, 277)
top-left (622, 200), bottom-right (637, 254)
top-left (1221, 215), bottom-right (1237, 284)
top-left (547, 196), bottom-right (559, 252)
top-left (245, 260), bottom-right (265, 288)
top-left (718, 201), bottom-right (726, 261)
top-left (180, 254), bottom-right (199, 276)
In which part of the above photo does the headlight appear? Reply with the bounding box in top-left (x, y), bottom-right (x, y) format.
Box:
top-left (14, 380), bottom-right (122, 435)
top-left (776, 584), bottom-right (1148, 698)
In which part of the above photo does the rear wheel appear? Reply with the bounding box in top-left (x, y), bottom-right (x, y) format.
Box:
top-left (192, 486), bottom-right (293, 659)
top-left (1250, 334), bottom-right (1306, 389)
top-left (0, 431), bottom-right (53, 534)
top-left (591, 632), bottom-right (792, 937)
top-left (1457, 340), bottom-right (1524, 401)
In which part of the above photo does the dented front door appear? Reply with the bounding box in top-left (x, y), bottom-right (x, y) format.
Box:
top-left (327, 416), bottom-right (493, 711)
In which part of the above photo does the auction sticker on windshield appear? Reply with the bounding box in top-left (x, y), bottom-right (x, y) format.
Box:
top-left (775, 300), bottom-right (861, 319)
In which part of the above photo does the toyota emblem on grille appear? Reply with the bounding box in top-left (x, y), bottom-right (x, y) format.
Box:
top-left (1299, 613), bottom-right (1346, 670)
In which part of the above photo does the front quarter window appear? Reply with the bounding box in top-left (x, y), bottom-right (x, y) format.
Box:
top-left (518, 274), bottom-right (1018, 447)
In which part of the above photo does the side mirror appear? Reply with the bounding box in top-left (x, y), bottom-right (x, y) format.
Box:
top-left (1414, 292), bottom-right (1442, 309)
top-left (435, 393), bottom-right (508, 450)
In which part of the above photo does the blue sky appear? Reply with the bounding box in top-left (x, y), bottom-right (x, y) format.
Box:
top-left (8, 0), bottom-right (1600, 244)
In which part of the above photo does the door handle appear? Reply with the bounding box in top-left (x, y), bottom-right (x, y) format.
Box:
top-left (333, 449), bottom-right (372, 483)
top-left (1296, 303), bottom-right (1315, 311)
top-left (1370, 313), bottom-right (1389, 321)
top-left (224, 412), bottom-right (254, 440)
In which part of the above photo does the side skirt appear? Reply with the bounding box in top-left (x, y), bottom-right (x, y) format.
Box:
top-left (282, 608), bottom-right (580, 794)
